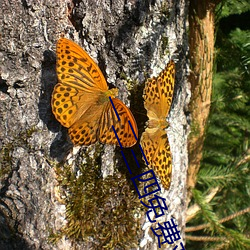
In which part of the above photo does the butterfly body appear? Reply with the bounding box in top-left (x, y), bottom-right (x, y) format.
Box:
top-left (147, 117), bottom-right (169, 130)
top-left (52, 38), bottom-right (138, 147)
top-left (140, 61), bottom-right (175, 190)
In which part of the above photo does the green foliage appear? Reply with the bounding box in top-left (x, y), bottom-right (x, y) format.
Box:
top-left (218, 0), bottom-right (250, 17)
top-left (192, 189), bottom-right (224, 233)
top-left (216, 29), bottom-right (250, 72)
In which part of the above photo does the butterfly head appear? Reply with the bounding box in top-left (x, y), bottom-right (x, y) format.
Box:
top-left (97, 88), bottom-right (119, 104)
top-left (105, 88), bottom-right (119, 99)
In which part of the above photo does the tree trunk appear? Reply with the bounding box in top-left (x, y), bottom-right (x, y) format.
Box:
top-left (0, 0), bottom-right (189, 249)
top-left (187, 0), bottom-right (220, 204)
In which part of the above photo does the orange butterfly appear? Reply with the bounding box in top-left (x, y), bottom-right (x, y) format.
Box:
top-left (140, 61), bottom-right (175, 189)
top-left (52, 38), bottom-right (138, 147)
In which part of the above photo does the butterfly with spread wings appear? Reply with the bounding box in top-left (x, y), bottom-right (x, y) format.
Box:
top-left (51, 38), bottom-right (138, 147)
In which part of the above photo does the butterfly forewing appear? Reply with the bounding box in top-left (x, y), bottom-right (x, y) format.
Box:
top-left (52, 82), bottom-right (104, 128)
top-left (52, 83), bottom-right (79, 127)
top-left (56, 38), bottom-right (108, 92)
top-left (143, 60), bottom-right (175, 119)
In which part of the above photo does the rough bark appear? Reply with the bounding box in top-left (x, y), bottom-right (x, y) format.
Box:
top-left (187, 0), bottom-right (220, 204)
top-left (0, 0), bottom-right (189, 249)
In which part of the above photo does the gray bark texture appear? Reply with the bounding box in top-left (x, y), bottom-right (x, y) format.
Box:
top-left (0, 0), bottom-right (189, 249)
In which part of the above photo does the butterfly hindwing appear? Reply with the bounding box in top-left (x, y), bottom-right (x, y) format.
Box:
top-left (68, 120), bottom-right (98, 146)
top-left (141, 128), bottom-right (172, 189)
top-left (99, 98), bottom-right (138, 147)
